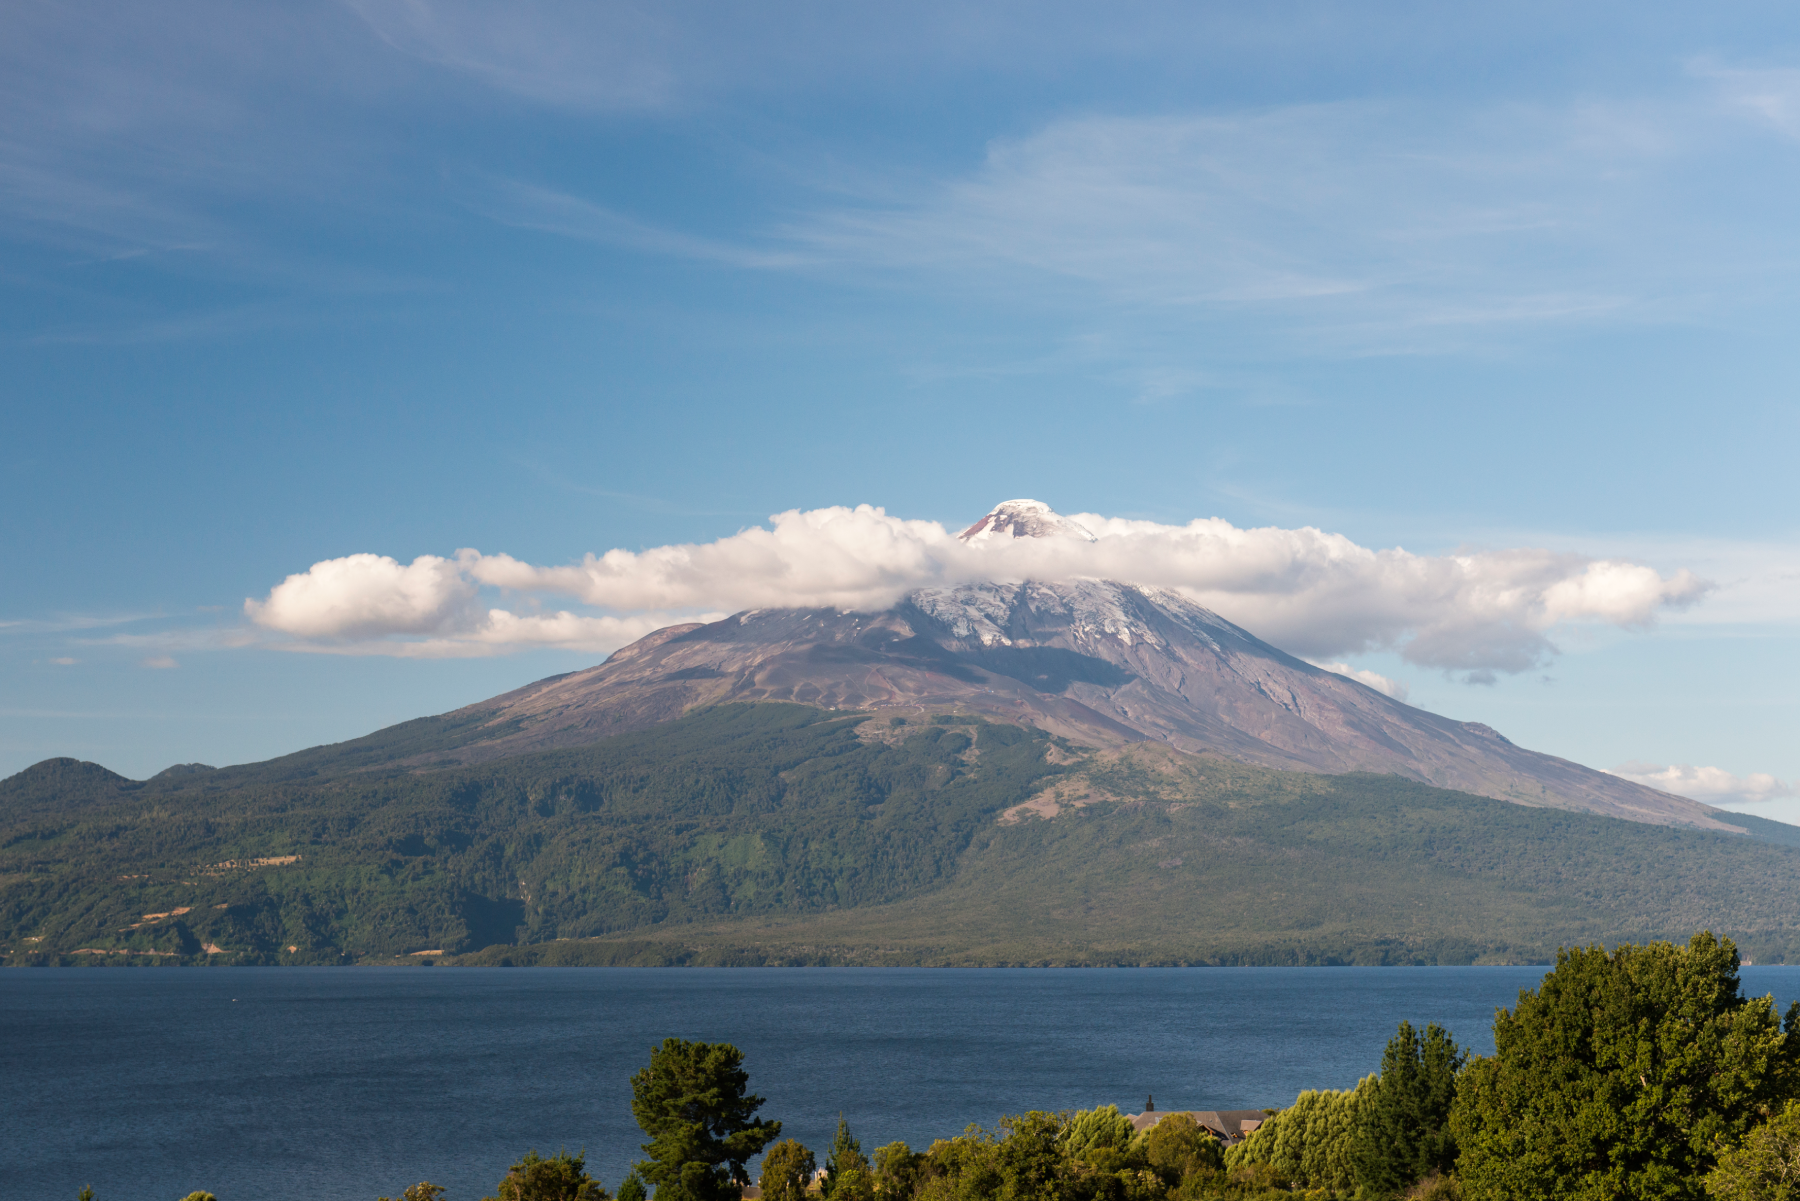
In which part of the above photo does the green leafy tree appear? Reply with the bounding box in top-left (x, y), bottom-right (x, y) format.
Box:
top-left (1354, 1021), bottom-right (1465, 1196)
top-left (1225, 1162), bottom-right (1288, 1192)
top-left (1451, 933), bottom-right (1800, 1201)
top-left (919, 1130), bottom-right (1002, 1201)
top-left (631, 1038), bottom-right (782, 1201)
top-left (77, 1188), bottom-right (94, 1201)
top-left (824, 1117), bottom-right (871, 1198)
top-left (1134, 1113), bottom-right (1222, 1183)
top-left (1705, 1099), bottom-right (1800, 1201)
top-left (759, 1140), bottom-right (818, 1201)
top-left (994, 1112), bottom-right (1067, 1201)
top-left (1406, 1174), bottom-right (1463, 1201)
top-left (1226, 1082), bottom-right (1369, 1192)
top-left (1064, 1107), bottom-right (1135, 1158)
top-left (832, 1168), bottom-right (875, 1201)
top-left (180, 1193), bottom-right (218, 1201)
top-left (617, 1173), bottom-right (648, 1201)
top-left (379, 1185), bottom-right (447, 1201)
top-left (873, 1142), bottom-right (925, 1199)
top-left (483, 1150), bottom-right (608, 1201)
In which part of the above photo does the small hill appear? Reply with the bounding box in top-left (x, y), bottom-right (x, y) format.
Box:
top-left (0, 757), bottom-right (138, 819)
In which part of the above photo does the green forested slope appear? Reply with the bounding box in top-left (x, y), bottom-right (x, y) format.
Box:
top-left (0, 706), bottom-right (1063, 962)
top-left (5, 703), bottom-right (1800, 967)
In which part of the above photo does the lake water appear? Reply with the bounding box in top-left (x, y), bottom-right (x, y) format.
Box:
top-left (8, 965), bottom-right (1800, 1201)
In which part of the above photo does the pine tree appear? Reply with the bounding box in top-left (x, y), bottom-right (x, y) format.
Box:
top-left (631, 1038), bottom-right (782, 1201)
top-left (1352, 1021), bottom-right (1464, 1196)
top-left (823, 1116), bottom-right (869, 1198)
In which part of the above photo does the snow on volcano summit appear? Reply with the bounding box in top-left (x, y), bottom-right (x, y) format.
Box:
top-left (959, 499), bottom-right (1097, 543)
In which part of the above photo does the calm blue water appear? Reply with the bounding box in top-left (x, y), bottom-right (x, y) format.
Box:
top-left (8, 966), bottom-right (1800, 1201)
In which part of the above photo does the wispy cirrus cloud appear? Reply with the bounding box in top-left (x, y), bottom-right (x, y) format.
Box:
top-left (1697, 60), bottom-right (1800, 139)
top-left (340, 0), bottom-right (680, 111)
top-left (463, 178), bottom-right (800, 269)
top-left (459, 79), bottom-right (1800, 359)
top-left (11, 0), bottom-right (1800, 362)
top-left (770, 96), bottom-right (1798, 355)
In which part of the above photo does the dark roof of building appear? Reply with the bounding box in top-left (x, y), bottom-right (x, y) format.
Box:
top-left (1129, 1110), bottom-right (1267, 1138)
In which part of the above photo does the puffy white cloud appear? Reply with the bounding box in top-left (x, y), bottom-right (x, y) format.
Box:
top-left (1310, 662), bottom-right (1409, 702)
top-left (245, 503), bottom-right (1709, 666)
top-left (463, 506), bottom-right (956, 612)
top-left (245, 553), bottom-right (478, 640)
top-left (245, 553), bottom-right (717, 658)
top-left (1611, 762), bottom-right (1796, 806)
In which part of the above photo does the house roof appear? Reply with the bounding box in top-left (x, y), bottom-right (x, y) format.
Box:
top-left (1128, 1110), bottom-right (1267, 1139)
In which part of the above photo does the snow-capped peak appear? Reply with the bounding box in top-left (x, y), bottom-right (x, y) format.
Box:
top-left (959, 499), bottom-right (1097, 544)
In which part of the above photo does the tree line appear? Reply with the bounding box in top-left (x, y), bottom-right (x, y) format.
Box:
top-left (111, 933), bottom-right (1800, 1200)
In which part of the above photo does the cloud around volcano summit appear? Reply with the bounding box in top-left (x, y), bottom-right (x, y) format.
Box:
top-left (245, 502), bottom-right (1707, 674)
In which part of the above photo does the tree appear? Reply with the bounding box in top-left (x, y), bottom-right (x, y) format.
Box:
top-left (993, 1111), bottom-right (1067, 1201)
top-left (618, 1172), bottom-right (649, 1201)
top-left (1706, 1099), bottom-right (1800, 1201)
top-left (1136, 1113), bottom-right (1222, 1183)
top-left (832, 1168), bottom-right (876, 1201)
top-left (760, 1140), bottom-right (818, 1201)
top-left (919, 1129), bottom-right (1002, 1201)
top-left (379, 1185), bottom-right (447, 1201)
top-left (1354, 1021), bottom-right (1465, 1195)
top-left (873, 1142), bottom-right (925, 1199)
top-left (825, 1117), bottom-right (871, 1198)
top-left (1225, 1082), bottom-right (1369, 1193)
top-left (1451, 933), bottom-right (1800, 1201)
top-left (484, 1150), bottom-right (608, 1201)
top-left (1065, 1107), bottom-right (1135, 1158)
top-left (631, 1038), bottom-right (782, 1201)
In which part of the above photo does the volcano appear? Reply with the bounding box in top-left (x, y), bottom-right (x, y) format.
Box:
top-left (418, 500), bottom-right (1732, 832)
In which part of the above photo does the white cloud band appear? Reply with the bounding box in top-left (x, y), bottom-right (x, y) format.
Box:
top-left (244, 503), bottom-right (1707, 669)
top-left (1611, 762), bottom-right (1796, 806)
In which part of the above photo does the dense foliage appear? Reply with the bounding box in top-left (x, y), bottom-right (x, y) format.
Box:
top-left (758, 1142), bottom-right (817, 1201)
top-left (1222, 1084), bottom-right (1368, 1192)
top-left (1451, 933), bottom-right (1800, 1201)
top-left (1352, 1022), bottom-right (1464, 1193)
top-left (631, 1039), bottom-right (782, 1201)
top-left (483, 1151), bottom-right (608, 1201)
top-left (824, 1118), bottom-right (872, 1199)
top-left (1705, 1099), bottom-right (1800, 1201)
top-left (0, 705), bottom-right (1067, 963)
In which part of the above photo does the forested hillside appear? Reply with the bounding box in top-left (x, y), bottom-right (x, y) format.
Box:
top-left (6, 703), bottom-right (1800, 967)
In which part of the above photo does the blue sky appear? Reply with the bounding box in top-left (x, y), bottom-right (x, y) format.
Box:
top-left (5, 1), bottom-right (1800, 818)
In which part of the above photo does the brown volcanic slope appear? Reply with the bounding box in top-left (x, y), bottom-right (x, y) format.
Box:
top-left (421, 576), bottom-right (1735, 833)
